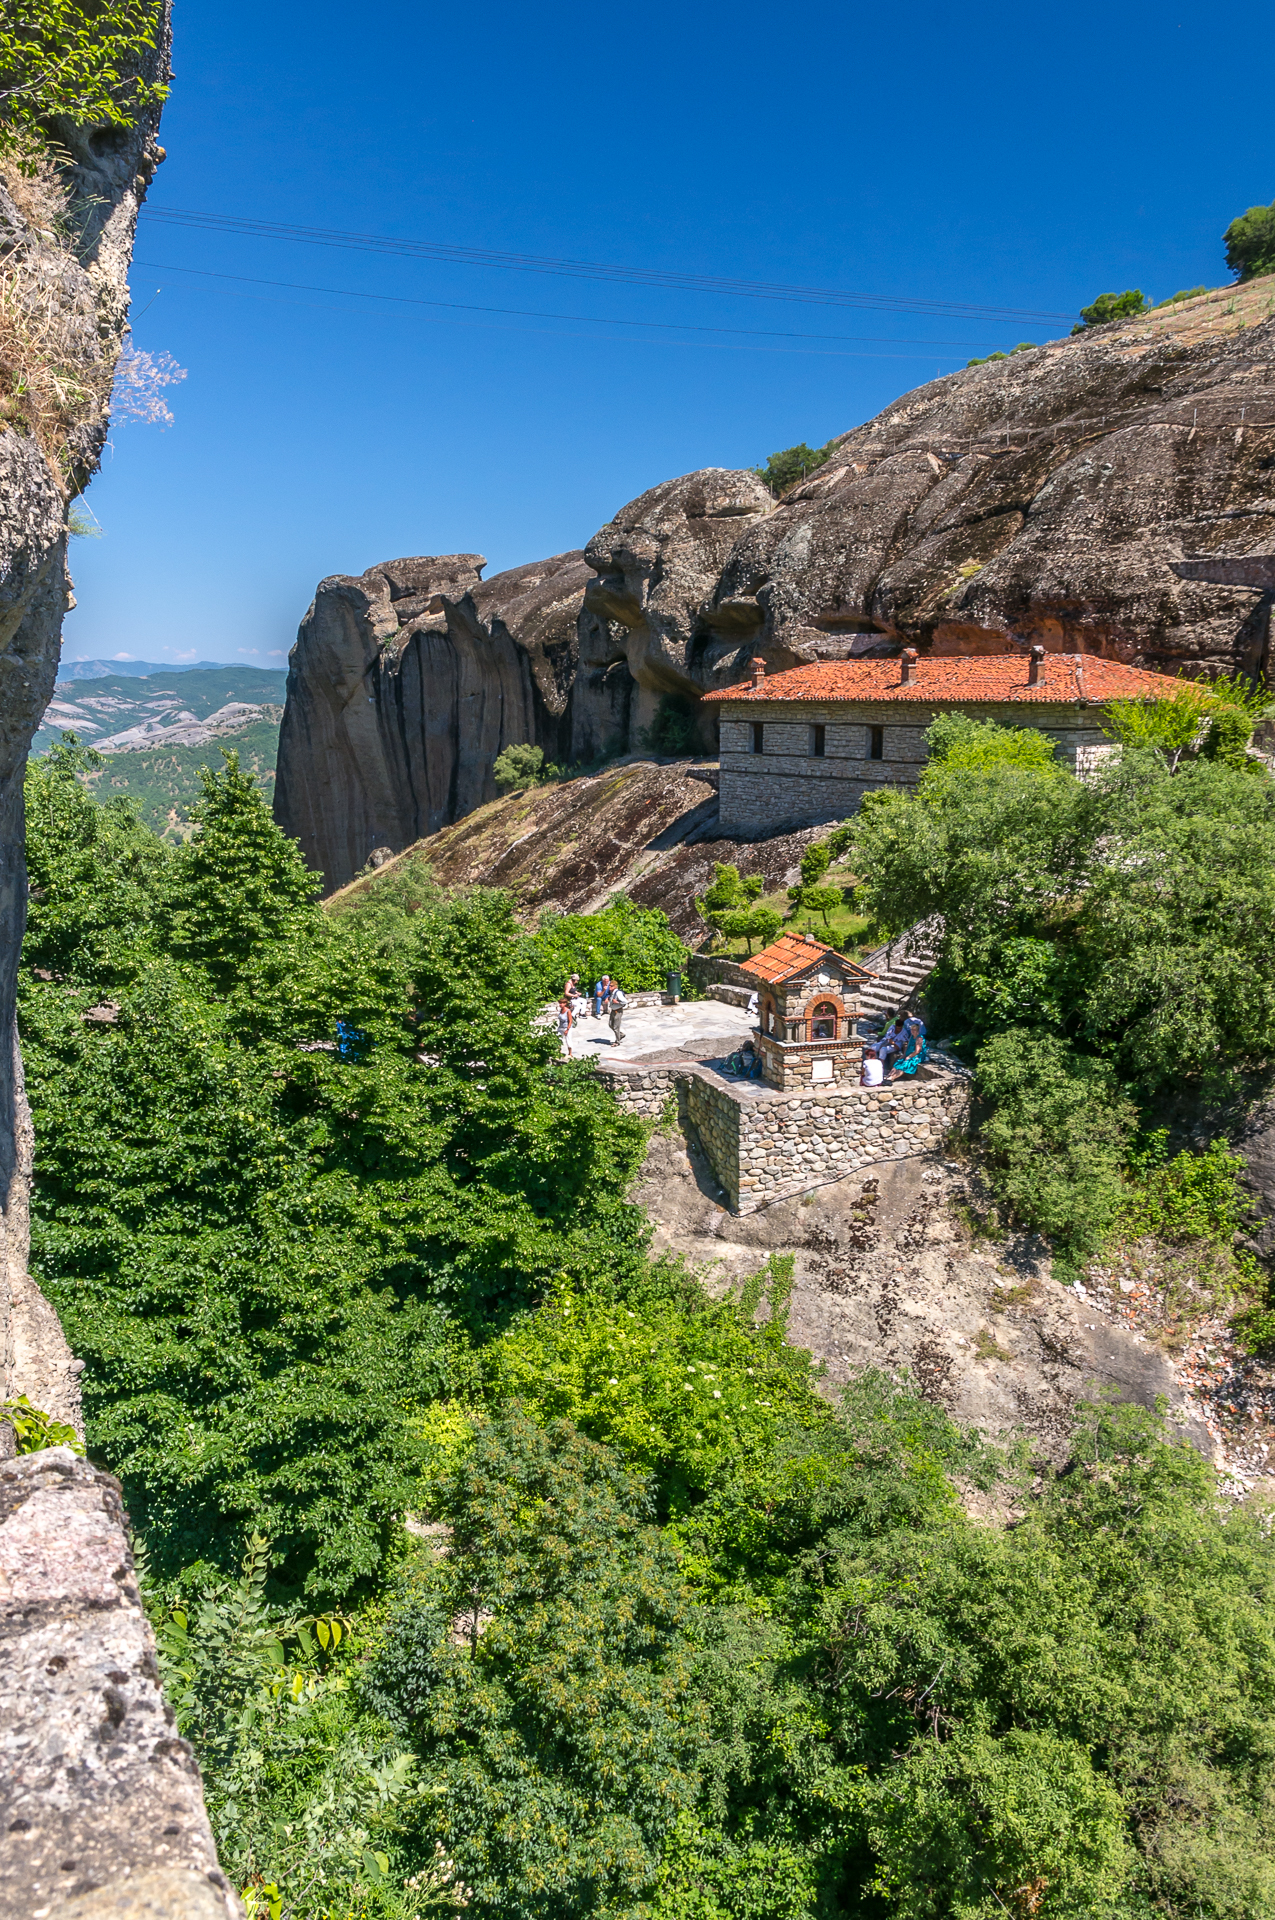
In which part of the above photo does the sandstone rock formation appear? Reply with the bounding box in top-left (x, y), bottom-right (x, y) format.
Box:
top-left (277, 278), bottom-right (1275, 893)
top-left (323, 757), bottom-right (825, 939)
top-left (274, 550), bottom-right (588, 885)
top-left (0, 1446), bottom-right (239, 1920)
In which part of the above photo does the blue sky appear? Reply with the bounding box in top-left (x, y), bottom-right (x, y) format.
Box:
top-left (64, 0), bottom-right (1275, 667)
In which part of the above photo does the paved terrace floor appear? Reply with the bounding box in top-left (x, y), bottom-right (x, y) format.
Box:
top-left (565, 1000), bottom-right (757, 1065)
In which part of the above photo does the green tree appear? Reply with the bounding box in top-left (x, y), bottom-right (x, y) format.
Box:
top-left (1103, 682), bottom-right (1215, 769)
top-left (493, 742), bottom-right (550, 790)
top-left (641, 695), bottom-right (699, 756)
top-left (159, 752), bottom-right (321, 994)
top-left (753, 442), bottom-right (832, 495)
top-left (366, 1413), bottom-right (709, 1920)
top-left (697, 863), bottom-right (764, 942)
top-left (1072, 289), bottom-right (1148, 332)
top-left (1224, 200), bottom-right (1275, 281)
top-left (0, 0), bottom-right (168, 137)
top-left (24, 733), bottom-right (169, 989)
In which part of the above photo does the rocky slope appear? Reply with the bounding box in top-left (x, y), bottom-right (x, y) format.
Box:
top-left (324, 756), bottom-right (824, 938)
top-left (278, 276), bottom-right (1275, 891)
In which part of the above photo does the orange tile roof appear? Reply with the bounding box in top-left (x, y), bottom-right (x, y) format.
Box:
top-left (741, 932), bottom-right (874, 985)
top-left (702, 652), bottom-right (1184, 706)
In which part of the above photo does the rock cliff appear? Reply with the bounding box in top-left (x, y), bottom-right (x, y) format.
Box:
top-left (0, 19), bottom-right (238, 1917)
top-left (276, 275), bottom-right (1275, 893)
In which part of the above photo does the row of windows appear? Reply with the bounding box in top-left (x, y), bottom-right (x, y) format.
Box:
top-left (748, 721), bottom-right (884, 760)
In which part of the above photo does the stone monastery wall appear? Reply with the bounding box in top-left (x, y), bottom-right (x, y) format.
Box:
top-left (597, 1057), bottom-right (971, 1213)
top-left (717, 699), bottom-right (1114, 836)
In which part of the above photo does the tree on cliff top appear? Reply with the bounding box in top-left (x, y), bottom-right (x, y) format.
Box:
top-left (1072, 289), bottom-right (1148, 332)
top-left (1225, 200), bottom-right (1275, 281)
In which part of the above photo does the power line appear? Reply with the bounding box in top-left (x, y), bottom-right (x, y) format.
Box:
top-left (133, 258), bottom-right (1055, 356)
top-left (140, 206), bottom-right (1075, 326)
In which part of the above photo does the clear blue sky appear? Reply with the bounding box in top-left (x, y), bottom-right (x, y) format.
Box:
top-left (64, 0), bottom-right (1274, 667)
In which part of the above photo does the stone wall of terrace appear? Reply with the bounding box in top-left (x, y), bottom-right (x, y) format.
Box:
top-left (595, 1054), bottom-right (972, 1212)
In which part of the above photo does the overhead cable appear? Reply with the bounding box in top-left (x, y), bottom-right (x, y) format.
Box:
top-left (140, 206), bottom-right (1076, 325)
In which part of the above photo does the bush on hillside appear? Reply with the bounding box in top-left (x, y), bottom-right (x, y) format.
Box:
top-left (533, 894), bottom-right (689, 994)
top-left (1224, 200), bottom-right (1275, 281)
top-left (753, 440), bottom-right (832, 495)
top-left (493, 741), bottom-right (557, 790)
top-left (639, 693), bottom-right (700, 756)
top-left (1072, 289), bottom-right (1148, 332)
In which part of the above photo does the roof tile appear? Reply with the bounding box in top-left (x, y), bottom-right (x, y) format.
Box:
top-left (702, 652), bottom-right (1183, 705)
top-left (741, 932), bottom-right (874, 985)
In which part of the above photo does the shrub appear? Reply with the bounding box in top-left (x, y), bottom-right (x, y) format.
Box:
top-left (533, 895), bottom-right (688, 994)
top-left (753, 441), bottom-right (832, 495)
top-left (1224, 201), bottom-right (1275, 281)
top-left (640, 694), bottom-right (699, 756)
top-left (1072, 289), bottom-right (1148, 332)
top-left (0, 0), bottom-right (168, 139)
top-left (975, 1029), bottom-right (1136, 1265)
top-left (493, 742), bottom-right (553, 790)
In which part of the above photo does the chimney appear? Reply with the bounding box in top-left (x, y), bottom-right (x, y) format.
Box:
top-left (1074, 655), bottom-right (1090, 703)
top-left (900, 646), bottom-right (919, 686)
top-left (1028, 644), bottom-right (1046, 686)
top-left (750, 656), bottom-right (766, 688)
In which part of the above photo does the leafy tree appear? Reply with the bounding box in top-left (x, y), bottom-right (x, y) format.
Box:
top-left (159, 752), bottom-right (321, 994)
top-left (1072, 289), bottom-right (1148, 332)
top-left (24, 733), bottom-right (169, 989)
top-left (1224, 200), bottom-right (1275, 281)
top-left (722, 904), bottom-right (782, 955)
top-left (366, 1412), bottom-right (709, 1920)
top-left (0, 0), bottom-right (168, 137)
top-left (493, 742), bottom-right (553, 790)
top-left (975, 1029), bottom-right (1136, 1264)
top-left (533, 895), bottom-right (688, 994)
top-left (641, 695), bottom-right (700, 757)
top-left (697, 863), bottom-right (764, 942)
top-left (1102, 682), bottom-right (1215, 770)
top-left (754, 442), bottom-right (832, 495)
top-left (924, 711), bottom-right (1062, 776)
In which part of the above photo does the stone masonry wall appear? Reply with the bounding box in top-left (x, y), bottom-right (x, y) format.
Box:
top-left (717, 699), bottom-right (1114, 836)
top-left (596, 1056), bottom-right (971, 1211)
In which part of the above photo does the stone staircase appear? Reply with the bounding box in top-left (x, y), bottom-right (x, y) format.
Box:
top-left (857, 917), bottom-right (942, 1026)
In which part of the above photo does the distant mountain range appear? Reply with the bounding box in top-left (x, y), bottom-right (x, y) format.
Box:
top-left (34, 665), bottom-right (290, 840)
top-left (56, 657), bottom-right (239, 681)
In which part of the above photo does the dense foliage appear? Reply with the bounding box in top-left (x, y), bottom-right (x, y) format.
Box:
top-left (533, 894), bottom-right (690, 994)
top-left (753, 441), bottom-right (833, 495)
top-left (23, 739), bottom-right (1275, 1920)
top-left (1072, 289), bottom-right (1148, 330)
top-left (842, 711), bottom-right (1275, 1263)
top-left (0, 0), bottom-right (168, 136)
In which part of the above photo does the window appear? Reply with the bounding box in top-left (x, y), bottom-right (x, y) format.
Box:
top-left (869, 725), bottom-right (884, 760)
top-left (751, 721), bottom-right (764, 754)
top-left (811, 723), bottom-right (826, 758)
top-left (810, 1001), bottom-right (839, 1040)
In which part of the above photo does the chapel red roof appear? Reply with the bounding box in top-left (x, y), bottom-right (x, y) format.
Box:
top-left (702, 652), bottom-right (1183, 706)
top-left (740, 932), bottom-right (874, 986)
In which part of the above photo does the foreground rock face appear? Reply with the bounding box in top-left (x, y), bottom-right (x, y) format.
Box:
top-left (0, 1447), bottom-right (238, 1920)
top-left (278, 280), bottom-right (1275, 891)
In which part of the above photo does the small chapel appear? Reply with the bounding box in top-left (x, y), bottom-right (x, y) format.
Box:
top-left (740, 932), bottom-right (874, 1090)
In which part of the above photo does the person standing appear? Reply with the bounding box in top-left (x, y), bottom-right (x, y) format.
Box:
top-left (608, 983), bottom-right (627, 1047)
top-left (556, 997), bottom-right (575, 1058)
top-left (594, 974), bottom-right (611, 1018)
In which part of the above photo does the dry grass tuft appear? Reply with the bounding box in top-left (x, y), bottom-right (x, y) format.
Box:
top-left (0, 143), bottom-right (111, 492)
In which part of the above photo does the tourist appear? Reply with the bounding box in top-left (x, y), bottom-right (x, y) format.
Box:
top-left (889, 1012), bottom-right (928, 1079)
top-left (608, 982), bottom-right (627, 1046)
top-left (593, 974), bottom-right (611, 1017)
top-left (876, 1014), bottom-right (908, 1070)
top-left (555, 996), bottom-right (574, 1058)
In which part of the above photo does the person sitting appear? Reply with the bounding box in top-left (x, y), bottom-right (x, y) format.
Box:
top-left (593, 975), bottom-right (611, 1018)
top-left (888, 1013), bottom-right (928, 1079)
top-left (875, 1015), bottom-right (908, 1070)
